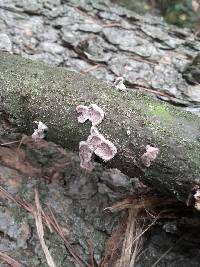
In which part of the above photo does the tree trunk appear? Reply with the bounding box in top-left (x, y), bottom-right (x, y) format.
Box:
top-left (0, 52), bottom-right (200, 203)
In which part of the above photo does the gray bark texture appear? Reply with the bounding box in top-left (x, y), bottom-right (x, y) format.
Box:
top-left (0, 52), bottom-right (200, 203)
top-left (1, 0), bottom-right (200, 110)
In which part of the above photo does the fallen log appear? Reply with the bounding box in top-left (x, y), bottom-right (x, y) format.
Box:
top-left (0, 52), bottom-right (200, 204)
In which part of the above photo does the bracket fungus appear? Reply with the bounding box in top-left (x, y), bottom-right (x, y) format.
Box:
top-left (88, 127), bottom-right (117, 161)
top-left (31, 121), bottom-right (48, 140)
top-left (76, 104), bottom-right (104, 126)
top-left (141, 145), bottom-right (159, 167)
top-left (79, 127), bottom-right (117, 171)
top-left (112, 77), bottom-right (126, 91)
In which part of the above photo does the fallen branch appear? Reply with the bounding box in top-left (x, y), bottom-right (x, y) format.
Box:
top-left (0, 53), bottom-right (200, 203)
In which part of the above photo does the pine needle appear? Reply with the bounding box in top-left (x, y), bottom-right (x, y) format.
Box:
top-left (0, 252), bottom-right (25, 267)
top-left (34, 189), bottom-right (56, 267)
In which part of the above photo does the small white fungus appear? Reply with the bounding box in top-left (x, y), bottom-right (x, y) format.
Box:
top-left (32, 121), bottom-right (48, 140)
top-left (112, 77), bottom-right (126, 91)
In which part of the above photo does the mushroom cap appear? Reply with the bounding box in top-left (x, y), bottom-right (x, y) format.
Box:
top-left (88, 104), bottom-right (104, 126)
top-left (94, 139), bottom-right (117, 161)
top-left (88, 127), bottom-right (117, 161)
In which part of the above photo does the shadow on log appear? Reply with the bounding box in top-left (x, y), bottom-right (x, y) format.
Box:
top-left (0, 52), bottom-right (200, 203)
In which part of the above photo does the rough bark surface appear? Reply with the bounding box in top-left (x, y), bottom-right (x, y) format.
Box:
top-left (1, 134), bottom-right (200, 267)
top-left (1, 0), bottom-right (200, 112)
top-left (0, 52), bottom-right (200, 203)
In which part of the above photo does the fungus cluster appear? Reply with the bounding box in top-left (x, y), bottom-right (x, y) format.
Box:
top-left (79, 127), bottom-right (117, 171)
top-left (76, 104), bottom-right (117, 171)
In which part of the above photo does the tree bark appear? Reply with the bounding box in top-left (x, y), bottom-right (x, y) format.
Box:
top-left (0, 52), bottom-right (200, 203)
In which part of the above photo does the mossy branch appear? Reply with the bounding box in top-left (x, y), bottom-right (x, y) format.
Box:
top-left (0, 52), bottom-right (200, 203)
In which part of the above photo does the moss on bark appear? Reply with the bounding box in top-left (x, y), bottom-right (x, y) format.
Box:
top-left (0, 52), bottom-right (200, 202)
